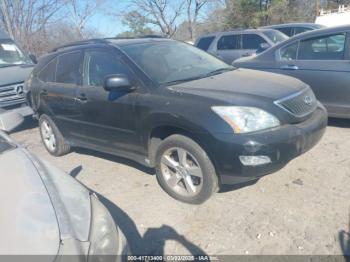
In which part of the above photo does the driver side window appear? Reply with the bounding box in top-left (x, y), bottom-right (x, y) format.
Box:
top-left (85, 50), bottom-right (130, 87)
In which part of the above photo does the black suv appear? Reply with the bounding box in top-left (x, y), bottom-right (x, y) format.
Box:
top-left (27, 37), bottom-right (327, 204)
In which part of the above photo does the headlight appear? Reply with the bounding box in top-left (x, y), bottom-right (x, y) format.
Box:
top-left (88, 195), bottom-right (121, 261)
top-left (212, 106), bottom-right (280, 134)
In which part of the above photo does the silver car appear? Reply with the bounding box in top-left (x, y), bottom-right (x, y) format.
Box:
top-left (0, 112), bottom-right (128, 260)
top-left (195, 29), bottom-right (288, 64)
top-left (233, 25), bottom-right (350, 119)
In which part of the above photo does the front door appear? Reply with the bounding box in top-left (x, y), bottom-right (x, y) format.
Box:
top-left (275, 32), bottom-right (350, 117)
top-left (75, 48), bottom-right (142, 154)
top-left (241, 33), bottom-right (268, 58)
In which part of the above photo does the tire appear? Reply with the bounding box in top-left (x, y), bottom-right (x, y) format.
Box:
top-left (39, 114), bottom-right (70, 156)
top-left (155, 134), bottom-right (218, 204)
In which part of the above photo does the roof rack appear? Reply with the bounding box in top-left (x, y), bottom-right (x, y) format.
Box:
top-left (51, 35), bottom-right (167, 52)
top-left (50, 39), bottom-right (108, 52)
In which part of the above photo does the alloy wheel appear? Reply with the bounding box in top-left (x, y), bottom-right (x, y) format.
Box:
top-left (160, 147), bottom-right (203, 197)
top-left (40, 120), bottom-right (56, 152)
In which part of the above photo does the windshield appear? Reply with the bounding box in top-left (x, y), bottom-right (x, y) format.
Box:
top-left (121, 41), bottom-right (233, 85)
top-left (263, 30), bottom-right (289, 44)
top-left (0, 40), bottom-right (32, 67)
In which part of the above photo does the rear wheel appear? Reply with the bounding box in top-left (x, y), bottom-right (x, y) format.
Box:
top-left (39, 114), bottom-right (70, 156)
top-left (155, 135), bottom-right (218, 204)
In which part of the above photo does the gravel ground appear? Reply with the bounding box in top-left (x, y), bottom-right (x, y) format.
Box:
top-left (9, 118), bottom-right (350, 256)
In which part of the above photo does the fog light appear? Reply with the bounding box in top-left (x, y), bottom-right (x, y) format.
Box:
top-left (239, 156), bottom-right (271, 166)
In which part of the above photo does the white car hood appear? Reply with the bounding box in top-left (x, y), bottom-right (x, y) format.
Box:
top-left (0, 148), bottom-right (60, 255)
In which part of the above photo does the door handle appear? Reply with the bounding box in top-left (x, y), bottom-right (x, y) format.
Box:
top-left (280, 65), bottom-right (299, 70)
top-left (40, 89), bottom-right (48, 96)
top-left (242, 53), bottom-right (251, 57)
top-left (75, 93), bottom-right (88, 103)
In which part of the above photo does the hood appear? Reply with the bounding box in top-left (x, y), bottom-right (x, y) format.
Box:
top-left (169, 68), bottom-right (307, 102)
top-left (0, 132), bottom-right (91, 255)
top-left (0, 148), bottom-right (60, 256)
top-left (0, 64), bottom-right (33, 86)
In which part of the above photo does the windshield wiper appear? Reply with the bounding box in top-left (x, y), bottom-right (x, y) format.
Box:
top-left (162, 75), bottom-right (206, 86)
top-left (205, 67), bottom-right (235, 77)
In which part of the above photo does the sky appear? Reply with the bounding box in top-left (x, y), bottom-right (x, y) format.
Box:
top-left (86, 0), bottom-right (132, 37)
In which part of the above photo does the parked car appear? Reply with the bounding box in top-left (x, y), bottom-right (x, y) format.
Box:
top-left (261, 23), bottom-right (325, 37)
top-left (195, 29), bottom-right (288, 64)
top-left (27, 37), bottom-right (327, 204)
top-left (0, 111), bottom-right (128, 259)
top-left (0, 29), bottom-right (34, 117)
top-left (234, 25), bottom-right (350, 119)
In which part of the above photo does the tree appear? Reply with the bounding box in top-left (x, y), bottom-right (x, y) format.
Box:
top-left (185, 0), bottom-right (211, 40)
top-left (131, 0), bottom-right (185, 37)
top-left (65, 0), bottom-right (106, 38)
top-left (120, 10), bottom-right (155, 36)
top-left (0, 0), bottom-right (63, 51)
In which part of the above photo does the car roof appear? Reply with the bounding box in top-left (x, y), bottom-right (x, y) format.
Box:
top-left (197, 28), bottom-right (277, 38)
top-left (49, 36), bottom-right (173, 54)
top-left (261, 23), bottom-right (324, 29)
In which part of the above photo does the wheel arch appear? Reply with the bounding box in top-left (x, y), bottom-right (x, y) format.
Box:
top-left (147, 124), bottom-right (218, 176)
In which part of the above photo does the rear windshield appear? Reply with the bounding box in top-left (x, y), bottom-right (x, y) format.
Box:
top-left (0, 136), bottom-right (15, 154)
top-left (263, 30), bottom-right (289, 44)
top-left (196, 36), bottom-right (215, 51)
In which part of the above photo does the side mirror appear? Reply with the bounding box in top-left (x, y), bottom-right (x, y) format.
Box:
top-left (103, 74), bottom-right (135, 92)
top-left (256, 43), bottom-right (271, 54)
top-left (29, 54), bottom-right (37, 64)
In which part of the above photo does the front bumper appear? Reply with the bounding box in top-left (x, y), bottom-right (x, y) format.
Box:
top-left (210, 106), bottom-right (328, 185)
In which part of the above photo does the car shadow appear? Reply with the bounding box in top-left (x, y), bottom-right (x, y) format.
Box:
top-left (74, 147), bottom-right (155, 176)
top-left (328, 118), bottom-right (350, 129)
top-left (219, 179), bottom-right (259, 193)
top-left (69, 166), bottom-right (208, 256)
top-left (10, 117), bottom-right (37, 133)
top-left (339, 212), bottom-right (350, 261)
top-left (97, 192), bottom-right (209, 256)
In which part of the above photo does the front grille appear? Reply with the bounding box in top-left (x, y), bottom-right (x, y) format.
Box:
top-left (274, 88), bottom-right (317, 117)
top-left (0, 83), bottom-right (26, 107)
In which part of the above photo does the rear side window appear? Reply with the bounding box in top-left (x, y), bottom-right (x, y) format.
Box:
top-left (217, 35), bottom-right (240, 50)
top-left (86, 50), bottom-right (131, 87)
top-left (294, 27), bottom-right (312, 35)
top-left (298, 33), bottom-right (346, 60)
top-left (38, 58), bottom-right (57, 82)
top-left (242, 34), bottom-right (267, 49)
top-left (56, 51), bottom-right (83, 85)
top-left (277, 27), bottom-right (293, 37)
top-left (196, 36), bottom-right (215, 51)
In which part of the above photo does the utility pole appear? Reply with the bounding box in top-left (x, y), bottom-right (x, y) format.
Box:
top-left (0, 0), bottom-right (14, 39)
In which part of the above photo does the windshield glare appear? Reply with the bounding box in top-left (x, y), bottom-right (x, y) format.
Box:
top-left (122, 41), bottom-right (232, 85)
top-left (264, 30), bottom-right (289, 44)
top-left (0, 40), bottom-right (32, 66)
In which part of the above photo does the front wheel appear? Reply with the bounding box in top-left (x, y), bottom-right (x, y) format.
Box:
top-left (155, 135), bottom-right (218, 204)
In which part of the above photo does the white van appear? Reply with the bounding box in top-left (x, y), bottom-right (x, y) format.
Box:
top-left (0, 29), bottom-right (34, 117)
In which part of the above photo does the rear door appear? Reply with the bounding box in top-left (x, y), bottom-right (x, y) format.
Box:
top-left (241, 33), bottom-right (268, 58)
top-left (215, 33), bottom-right (242, 64)
top-left (276, 32), bottom-right (350, 117)
top-left (38, 51), bottom-right (83, 138)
